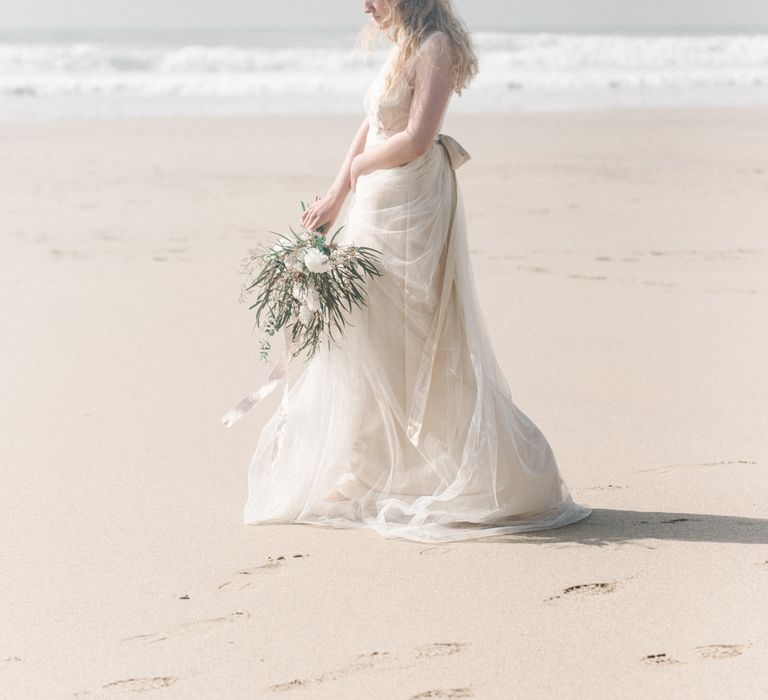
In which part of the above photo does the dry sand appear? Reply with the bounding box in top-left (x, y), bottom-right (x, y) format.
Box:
top-left (1, 107), bottom-right (767, 698)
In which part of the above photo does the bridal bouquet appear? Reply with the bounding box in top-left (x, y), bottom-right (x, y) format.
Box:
top-left (237, 202), bottom-right (383, 362)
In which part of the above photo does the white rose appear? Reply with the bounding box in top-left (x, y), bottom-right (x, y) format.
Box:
top-left (304, 247), bottom-right (330, 274)
top-left (298, 304), bottom-right (314, 324)
top-left (306, 287), bottom-right (320, 312)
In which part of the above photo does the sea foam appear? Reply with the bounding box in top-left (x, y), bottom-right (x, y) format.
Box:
top-left (2, 30), bottom-right (768, 118)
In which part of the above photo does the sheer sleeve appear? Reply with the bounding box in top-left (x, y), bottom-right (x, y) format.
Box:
top-left (406, 32), bottom-right (457, 154)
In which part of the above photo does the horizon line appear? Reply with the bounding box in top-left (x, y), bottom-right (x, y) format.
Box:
top-left (3, 23), bottom-right (768, 34)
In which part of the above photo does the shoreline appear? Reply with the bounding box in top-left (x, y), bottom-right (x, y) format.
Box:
top-left (1, 100), bottom-right (768, 125)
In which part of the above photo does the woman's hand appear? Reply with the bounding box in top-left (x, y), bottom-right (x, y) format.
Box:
top-left (301, 191), bottom-right (344, 236)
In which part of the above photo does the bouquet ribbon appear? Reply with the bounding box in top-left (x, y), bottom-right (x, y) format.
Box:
top-left (220, 326), bottom-right (297, 427)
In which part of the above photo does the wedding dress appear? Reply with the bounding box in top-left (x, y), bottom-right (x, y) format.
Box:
top-left (222, 35), bottom-right (591, 543)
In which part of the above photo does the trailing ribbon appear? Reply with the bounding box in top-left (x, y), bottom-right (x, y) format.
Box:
top-left (406, 133), bottom-right (470, 447)
top-left (220, 325), bottom-right (297, 427)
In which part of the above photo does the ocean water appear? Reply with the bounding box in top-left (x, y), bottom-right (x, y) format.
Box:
top-left (2, 26), bottom-right (768, 120)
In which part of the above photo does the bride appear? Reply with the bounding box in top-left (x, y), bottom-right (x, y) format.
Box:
top-left (222, 0), bottom-right (592, 543)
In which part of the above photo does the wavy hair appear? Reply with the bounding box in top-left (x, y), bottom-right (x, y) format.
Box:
top-left (359, 0), bottom-right (479, 96)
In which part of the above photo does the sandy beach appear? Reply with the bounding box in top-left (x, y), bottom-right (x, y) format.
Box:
top-left (1, 107), bottom-right (767, 698)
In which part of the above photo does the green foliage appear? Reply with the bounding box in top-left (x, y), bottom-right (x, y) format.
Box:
top-left (237, 203), bottom-right (384, 363)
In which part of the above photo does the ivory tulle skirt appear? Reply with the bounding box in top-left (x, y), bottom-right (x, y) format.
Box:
top-left (239, 136), bottom-right (591, 543)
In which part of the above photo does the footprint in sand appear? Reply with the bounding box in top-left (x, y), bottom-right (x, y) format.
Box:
top-left (567, 273), bottom-right (607, 281)
top-left (546, 580), bottom-right (621, 601)
top-left (265, 642), bottom-right (468, 693)
top-left (100, 676), bottom-right (177, 692)
top-left (121, 611), bottom-right (249, 645)
top-left (658, 517), bottom-right (692, 524)
top-left (694, 644), bottom-right (748, 660)
top-left (415, 643), bottom-right (466, 658)
top-left (638, 459), bottom-right (757, 475)
top-left (239, 557), bottom-right (286, 574)
top-left (517, 265), bottom-right (550, 274)
top-left (121, 633), bottom-right (169, 645)
top-left (219, 554), bottom-right (310, 590)
top-left (643, 644), bottom-right (748, 666)
top-left (237, 554), bottom-right (309, 575)
top-left (176, 610), bottom-right (250, 634)
top-left (703, 287), bottom-right (757, 295)
top-left (218, 580), bottom-right (252, 591)
top-left (151, 247), bottom-right (189, 262)
top-left (642, 653), bottom-right (682, 666)
top-left (641, 280), bottom-right (678, 287)
top-left (266, 651), bottom-right (400, 692)
top-left (50, 248), bottom-right (84, 259)
top-left (410, 689), bottom-right (474, 699)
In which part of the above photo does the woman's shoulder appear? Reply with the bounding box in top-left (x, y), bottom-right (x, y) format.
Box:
top-left (417, 31), bottom-right (456, 70)
top-left (412, 31), bottom-right (456, 79)
top-left (401, 31), bottom-right (453, 63)
top-left (421, 31), bottom-right (452, 52)
top-left (402, 31), bottom-right (457, 88)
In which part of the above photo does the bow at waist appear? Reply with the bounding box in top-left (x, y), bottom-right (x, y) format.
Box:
top-left (435, 133), bottom-right (471, 170)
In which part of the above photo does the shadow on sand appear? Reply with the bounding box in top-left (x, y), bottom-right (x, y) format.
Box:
top-left (471, 509), bottom-right (768, 546)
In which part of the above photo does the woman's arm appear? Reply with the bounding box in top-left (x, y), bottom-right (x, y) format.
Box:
top-left (350, 33), bottom-right (456, 190)
top-left (301, 116), bottom-right (369, 234)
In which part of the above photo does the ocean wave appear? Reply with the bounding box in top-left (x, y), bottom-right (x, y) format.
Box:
top-left (0, 43), bottom-right (376, 75)
top-left (1, 31), bottom-right (768, 112)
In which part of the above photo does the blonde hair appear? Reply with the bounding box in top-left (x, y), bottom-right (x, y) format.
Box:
top-left (358, 0), bottom-right (479, 96)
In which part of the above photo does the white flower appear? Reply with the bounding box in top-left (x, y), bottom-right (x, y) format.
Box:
top-left (306, 287), bottom-right (320, 312)
top-left (298, 304), bottom-right (314, 324)
top-left (304, 247), bottom-right (330, 274)
top-left (292, 282), bottom-right (305, 301)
